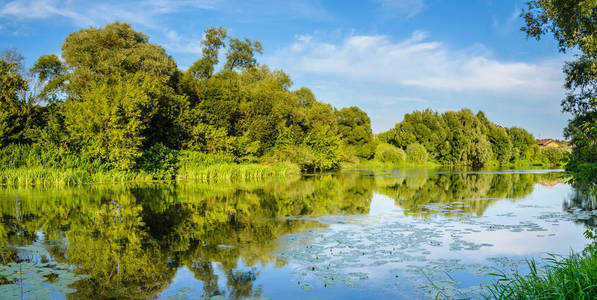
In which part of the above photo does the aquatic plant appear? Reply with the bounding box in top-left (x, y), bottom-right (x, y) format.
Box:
top-left (487, 248), bottom-right (597, 299)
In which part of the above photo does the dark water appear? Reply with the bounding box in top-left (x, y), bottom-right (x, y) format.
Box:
top-left (0, 169), bottom-right (594, 299)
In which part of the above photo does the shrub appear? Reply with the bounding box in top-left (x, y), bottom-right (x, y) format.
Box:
top-left (137, 143), bottom-right (179, 180)
top-left (267, 145), bottom-right (316, 172)
top-left (406, 143), bottom-right (428, 163)
top-left (538, 146), bottom-right (568, 166)
top-left (375, 143), bottom-right (406, 163)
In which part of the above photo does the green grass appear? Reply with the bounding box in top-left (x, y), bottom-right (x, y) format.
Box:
top-left (487, 247), bottom-right (597, 299)
top-left (176, 162), bottom-right (299, 182)
top-left (0, 149), bottom-right (300, 187)
top-left (0, 167), bottom-right (153, 187)
top-left (341, 159), bottom-right (440, 171)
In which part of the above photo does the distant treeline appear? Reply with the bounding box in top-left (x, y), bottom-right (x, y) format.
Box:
top-left (377, 109), bottom-right (568, 167)
top-left (0, 22), bottom-right (567, 184)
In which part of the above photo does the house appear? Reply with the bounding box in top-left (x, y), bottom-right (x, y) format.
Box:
top-left (537, 139), bottom-right (560, 148)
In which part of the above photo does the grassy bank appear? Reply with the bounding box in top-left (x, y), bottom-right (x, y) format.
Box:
top-left (487, 247), bottom-right (597, 299)
top-left (0, 163), bottom-right (298, 187)
top-left (341, 160), bottom-right (440, 171)
top-left (0, 147), bottom-right (299, 187)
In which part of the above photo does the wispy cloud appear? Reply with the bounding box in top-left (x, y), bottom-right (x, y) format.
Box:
top-left (492, 5), bottom-right (521, 33)
top-left (162, 29), bottom-right (204, 56)
top-left (0, 0), bottom-right (333, 28)
top-left (267, 30), bottom-right (564, 99)
top-left (0, 0), bottom-right (219, 27)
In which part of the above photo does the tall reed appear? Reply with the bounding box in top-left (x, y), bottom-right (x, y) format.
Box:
top-left (487, 248), bottom-right (597, 299)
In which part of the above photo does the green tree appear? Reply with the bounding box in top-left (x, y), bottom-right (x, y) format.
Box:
top-left (303, 125), bottom-right (342, 171)
top-left (63, 74), bottom-right (161, 170)
top-left (61, 22), bottom-right (188, 150)
top-left (508, 127), bottom-right (536, 160)
top-left (406, 143), bottom-right (428, 163)
top-left (187, 27), bottom-right (228, 80)
top-left (0, 57), bottom-right (28, 146)
top-left (30, 54), bottom-right (66, 103)
top-left (224, 38), bottom-right (263, 71)
top-left (336, 106), bottom-right (375, 159)
top-left (375, 143), bottom-right (406, 163)
top-left (523, 0), bottom-right (597, 184)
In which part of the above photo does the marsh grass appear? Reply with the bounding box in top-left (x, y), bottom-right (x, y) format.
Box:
top-left (341, 160), bottom-right (440, 171)
top-left (0, 149), bottom-right (299, 186)
top-left (176, 162), bottom-right (299, 182)
top-left (487, 249), bottom-right (597, 299)
top-left (0, 167), bottom-right (153, 187)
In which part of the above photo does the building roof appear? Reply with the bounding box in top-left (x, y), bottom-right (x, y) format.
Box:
top-left (537, 139), bottom-right (560, 147)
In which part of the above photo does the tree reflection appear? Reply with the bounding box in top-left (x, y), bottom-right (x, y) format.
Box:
top-left (0, 170), bottom-right (566, 298)
top-left (376, 171), bottom-right (564, 217)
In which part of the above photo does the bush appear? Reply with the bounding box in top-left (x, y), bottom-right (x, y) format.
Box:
top-left (303, 125), bottom-right (342, 172)
top-left (537, 146), bottom-right (568, 166)
top-left (375, 143), bottom-right (406, 163)
top-left (406, 143), bottom-right (428, 163)
top-left (137, 143), bottom-right (179, 180)
top-left (355, 141), bottom-right (377, 160)
top-left (267, 145), bottom-right (316, 172)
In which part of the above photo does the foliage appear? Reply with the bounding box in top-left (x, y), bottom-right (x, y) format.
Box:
top-left (522, 0), bottom-right (597, 185)
top-left (538, 146), bottom-right (568, 167)
top-left (137, 143), bottom-right (179, 180)
top-left (0, 57), bottom-right (28, 146)
top-left (374, 143), bottom-right (406, 163)
top-left (336, 106), bottom-right (375, 159)
top-left (0, 22), bottom-right (554, 182)
top-left (63, 74), bottom-right (160, 170)
top-left (406, 143), bottom-right (428, 163)
top-left (303, 125), bottom-right (342, 172)
top-left (379, 109), bottom-right (541, 167)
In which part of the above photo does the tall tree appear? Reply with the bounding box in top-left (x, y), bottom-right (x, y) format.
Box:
top-left (523, 0), bottom-right (597, 184)
top-left (187, 27), bottom-right (227, 80)
top-left (61, 22), bottom-right (188, 150)
top-left (0, 57), bottom-right (28, 146)
top-left (336, 106), bottom-right (375, 159)
top-left (224, 38), bottom-right (263, 71)
top-left (64, 74), bottom-right (161, 170)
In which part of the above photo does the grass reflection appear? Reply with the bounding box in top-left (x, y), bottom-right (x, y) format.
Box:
top-left (0, 170), bottom-right (567, 298)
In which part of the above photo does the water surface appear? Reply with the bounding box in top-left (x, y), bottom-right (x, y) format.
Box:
top-left (0, 169), bottom-right (594, 299)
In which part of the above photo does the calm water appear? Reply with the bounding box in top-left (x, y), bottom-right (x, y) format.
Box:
top-left (0, 169), bottom-right (595, 299)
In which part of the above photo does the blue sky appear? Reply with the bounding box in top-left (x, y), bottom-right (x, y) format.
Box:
top-left (0, 0), bottom-right (570, 138)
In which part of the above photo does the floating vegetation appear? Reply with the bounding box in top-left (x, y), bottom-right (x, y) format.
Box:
top-left (0, 169), bottom-right (591, 299)
top-left (0, 244), bottom-right (90, 298)
top-left (273, 184), bottom-right (597, 299)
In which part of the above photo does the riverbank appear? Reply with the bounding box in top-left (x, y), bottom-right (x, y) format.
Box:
top-left (0, 143), bottom-right (565, 187)
top-left (0, 148), bottom-right (300, 187)
top-left (0, 155), bottom-right (564, 187)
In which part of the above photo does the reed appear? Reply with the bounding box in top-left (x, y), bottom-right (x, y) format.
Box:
top-left (487, 248), bottom-right (597, 299)
top-left (176, 162), bottom-right (299, 182)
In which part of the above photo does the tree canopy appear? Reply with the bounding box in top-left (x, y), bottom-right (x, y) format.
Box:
top-left (523, 0), bottom-right (597, 185)
top-left (0, 22), bottom-right (550, 175)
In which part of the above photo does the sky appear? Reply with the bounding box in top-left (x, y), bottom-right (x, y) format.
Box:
top-left (0, 0), bottom-right (571, 138)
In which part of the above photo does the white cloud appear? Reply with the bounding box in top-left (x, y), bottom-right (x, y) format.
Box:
top-left (267, 31), bottom-right (565, 98)
top-left (162, 29), bottom-right (204, 55)
top-left (0, 0), bottom-right (332, 28)
top-left (0, 0), bottom-right (218, 27)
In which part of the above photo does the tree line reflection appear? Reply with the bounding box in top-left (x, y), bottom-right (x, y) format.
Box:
top-left (0, 171), bottom-right (567, 298)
